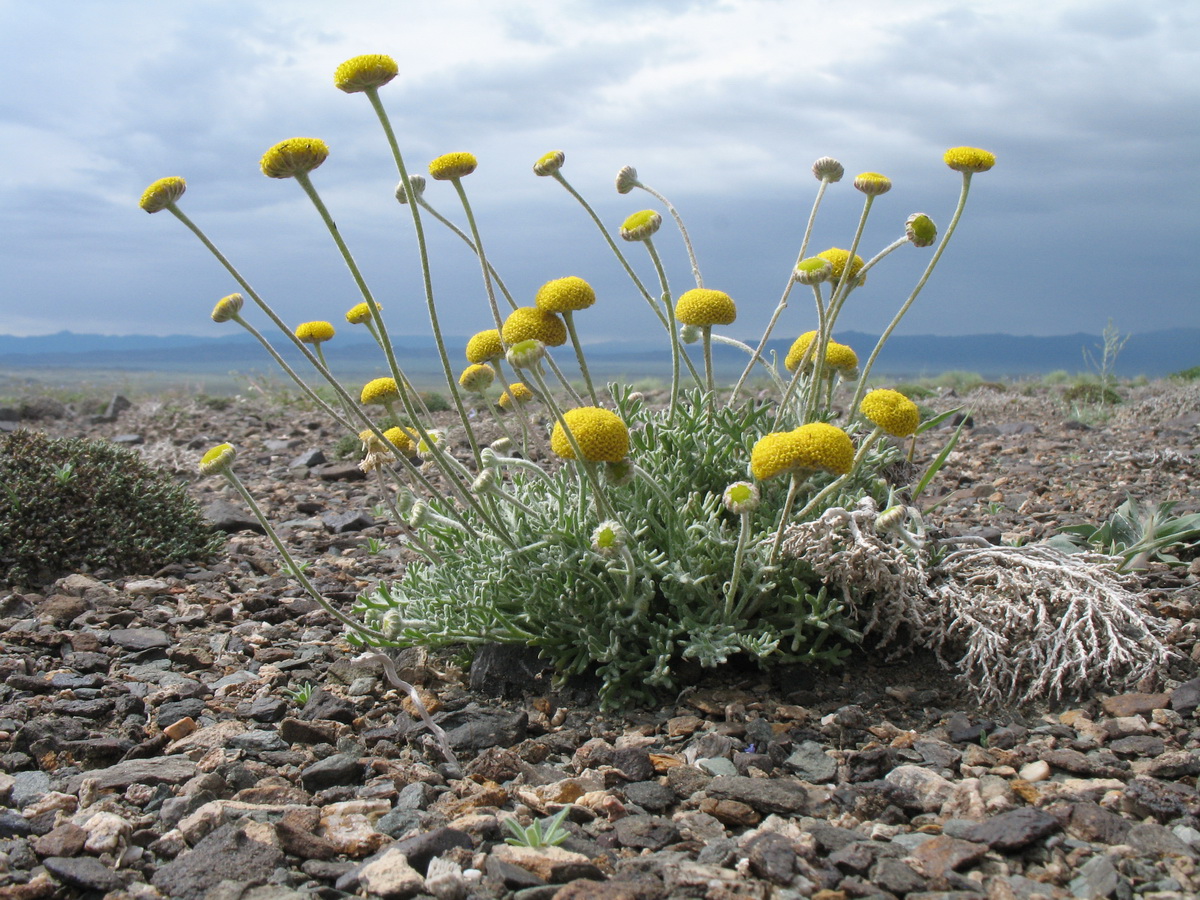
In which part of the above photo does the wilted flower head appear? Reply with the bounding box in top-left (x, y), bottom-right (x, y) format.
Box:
top-left (615, 165), bottom-right (639, 194)
top-left (466, 328), bottom-right (503, 363)
top-left (811, 157), bottom-right (844, 182)
top-left (346, 301), bottom-right (382, 324)
top-left (199, 442), bottom-right (236, 475)
top-left (360, 377), bottom-right (400, 405)
top-left (139, 176), bottom-right (186, 213)
top-left (723, 481), bottom-right (760, 514)
top-left (295, 321), bottom-right (335, 344)
top-left (395, 175), bottom-right (426, 204)
top-left (211, 293), bottom-right (244, 323)
top-left (533, 150), bottom-right (565, 176)
top-left (502, 306), bottom-right (567, 347)
top-left (260, 138), bottom-right (330, 179)
top-left (860, 389), bottom-right (920, 437)
top-left (793, 257), bottom-right (833, 285)
top-left (620, 209), bottom-right (662, 242)
top-left (591, 520), bottom-right (628, 557)
top-left (905, 213), bottom-right (937, 247)
top-left (333, 54), bottom-right (399, 93)
top-left (853, 172), bottom-right (892, 196)
top-left (551, 407), bottom-right (630, 463)
top-left (535, 276), bottom-right (596, 314)
top-left (943, 146), bottom-right (996, 173)
top-left (428, 152), bottom-right (478, 181)
top-left (675, 288), bottom-right (737, 328)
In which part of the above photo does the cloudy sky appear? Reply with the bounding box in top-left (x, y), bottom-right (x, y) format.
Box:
top-left (2, 0), bottom-right (1196, 346)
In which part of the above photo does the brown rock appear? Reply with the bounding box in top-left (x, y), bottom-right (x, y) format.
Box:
top-left (698, 798), bottom-right (760, 827)
top-left (1101, 692), bottom-right (1170, 718)
top-left (906, 835), bottom-right (988, 884)
top-left (491, 844), bottom-right (602, 883)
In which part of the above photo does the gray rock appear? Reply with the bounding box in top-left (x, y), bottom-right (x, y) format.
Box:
top-left (784, 741), bottom-right (837, 783)
top-left (63, 754), bottom-right (197, 793)
top-left (1068, 854), bottom-right (1120, 899)
top-left (388, 827), bottom-right (474, 874)
top-left (706, 775), bottom-right (809, 815)
top-left (1169, 676), bottom-right (1200, 716)
top-left (468, 644), bottom-right (552, 698)
top-left (10, 770), bottom-right (51, 808)
top-left (746, 831), bottom-right (796, 884)
top-left (323, 510), bottom-right (376, 533)
top-left (612, 747), bottom-right (655, 782)
top-left (960, 808), bottom-right (1059, 850)
top-left (43, 855), bottom-right (127, 893)
top-left (109, 627), bottom-right (171, 652)
top-left (623, 780), bottom-right (676, 812)
top-left (872, 857), bottom-right (928, 895)
top-left (1064, 802), bottom-right (1132, 845)
top-left (613, 815), bottom-right (680, 850)
top-left (300, 752), bottom-right (363, 792)
top-left (290, 448), bottom-right (327, 468)
top-left (299, 689), bottom-right (357, 725)
top-left (439, 704), bottom-right (528, 752)
top-left (205, 499), bottom-right (265, 533)
top-left (151, 822), bottom-right (285, 900)
top-left (1125, 822), bottom-right (1197, 858)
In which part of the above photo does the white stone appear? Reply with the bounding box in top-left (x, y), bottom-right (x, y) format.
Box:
top-left (81, 811), bottom-right (132, 853)
top-left (1019, 760), bottom-right (1052, 782)
top-left (884, 765), bottom-right (956, 812)
top-left (426, 856), bottom-right (467, 900)
top-left (358, 848), bottom-right (426, 899)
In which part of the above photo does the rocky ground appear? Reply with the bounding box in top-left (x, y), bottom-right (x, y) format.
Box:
top-left (1, 379), bottom-right (1199, 900)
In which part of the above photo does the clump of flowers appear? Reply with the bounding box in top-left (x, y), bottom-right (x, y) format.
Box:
top-left (140, 52), bottom-right (1020, 707)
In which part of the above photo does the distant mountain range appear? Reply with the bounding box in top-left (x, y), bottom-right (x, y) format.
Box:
top-left (1, 328), bottom-right (1196, 383)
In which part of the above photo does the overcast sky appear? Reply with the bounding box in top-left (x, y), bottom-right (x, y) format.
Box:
top-left (2, 0), bottom-right (1196, 345)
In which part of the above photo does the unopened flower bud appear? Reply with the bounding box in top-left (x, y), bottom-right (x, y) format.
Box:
top-left (679, 323), bottom-right (701, 344)
top-left (620, 209), bottom-right (661, 242)
top-left (472, 468), bottom-right (498, 493)
top-left (905, 213), bottom-right (937, 247)
top-left (395, 175), bottom-right (426, 204)
top-left (875, 505), bottom-right (907, 532)
top-left (490, 437), bottom-right (513, 455)
top-left (506, 338), bottom-right (546, 369)
top-left (722, 481), bottom-right (760, 515)
top-left (853, 171), bottom-right (892, 196)
top-left (591, 520), bottom-right (628, 557)
top-left (381, 608), bottom-right (404, 639)
top-left (199, 442), bottom-right (236, 475)
top-left (409, 501), bottom-right (429, 528)
top-left (615, 165), bottom-right (639, 194)
top-left (211, 293), bottom-right (245, 323)
top-left (812, 157), bottom-right (844, 182)
top-left (533, 150), bottom-right (565, 176)
top-left (793, 257), bottom-right (833, 285)
top-left (605, 458), bottom-right (634, 487)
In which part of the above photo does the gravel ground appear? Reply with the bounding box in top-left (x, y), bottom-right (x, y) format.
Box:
top-left (1, 379), bottom-right (1199, 900)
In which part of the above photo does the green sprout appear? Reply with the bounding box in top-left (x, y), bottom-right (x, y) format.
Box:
top-left (1048, 497), bottom-right (1200, 571)
top-left (283, 681), bottom-right (315, 705)
top-left (503, 806), bottom-right (573, 848)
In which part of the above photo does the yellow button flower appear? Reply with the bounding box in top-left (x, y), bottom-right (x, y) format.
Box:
top-left (199, 442), bottom-right (236, 475)
top-left (535, 276), bottom-right (596, 314)
top-left (816, 248), bottom-right (866, 285)
top-left (334, 54), bottom-right (398, 93)
top-left (502, 307), bottom-right (567, 347)
top-left (750, 432), bottom-right (805, 481)
top-left (861, 389), bottom-right (920, 438)
top-left (825, 342), bottom-right (858, 376)
top-left (853, 172), bottom-right (892, 196)
top-left (943, 146), bottom-right (996, 173)
top-left (498, 382), bottom-right (534, 410)
top-left (360, 377), bottom-right (400, 405)
top-left (466, 328), bottom-right (503, 363)
top-left (793, 257), bottom-right (833, 285)
top-left (295, 321), bottom-right (335, 344)
top-left (346, 301), bottom-right (382, 324)
top-left (550, 407), bottom-right (630, 463)
top-left (620, 209), bottom-right (662, 242)
top-left (675, 289), bottom-right (737, 328)
top-left (791, 422), bottom-right (854, 476)
top-left (139, 176), bottom-right (186, 214)
top-left (260, 138), bottom-right (330, 179)
top-left (428, 152), bottom-right (477, 181)
top-left (211, 293), bottom-right (244, 323)
top-left (533, 150), bottom-right (564, 176)
top-left (383, 426), bottom-right (418, 457)
top-left (458, 363), bottom-right (495, 393)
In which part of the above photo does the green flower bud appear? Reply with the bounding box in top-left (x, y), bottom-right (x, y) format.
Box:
top-left (905, 213), bottom-right (937, 247)
top-left (591, 520), bottom-right (628, 557)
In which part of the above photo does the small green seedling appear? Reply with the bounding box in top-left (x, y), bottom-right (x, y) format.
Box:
top-left (503, 805), bottom-right (573, 848)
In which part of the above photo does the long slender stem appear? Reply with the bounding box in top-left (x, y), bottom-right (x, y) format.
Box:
top-left (723, 511), bottom-right (754, 619)
top-left (850, 173), bottom-right (975, 418)
top-left (563, 311), bottom-right (598, 405)
top-left (636, 181), bottom-right (703, 289)
top-left (450, 178), bottom-right (505, 333)
top-left (417, 196), bottom-right (518, 310)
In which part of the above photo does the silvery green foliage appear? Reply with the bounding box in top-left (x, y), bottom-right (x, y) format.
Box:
top-left (353, 388), bottom-right (898, 707)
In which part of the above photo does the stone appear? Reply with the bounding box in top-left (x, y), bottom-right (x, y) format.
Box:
top-left (1068, 854), bottom-right (1120, 900)
top-left (151, 821), bottom-right (284, 900)
top-left (905, 834), bottom-right (988, 883)
top-left (1169, 676), bottom-right (1200, 716)
top-left (388, 827), bottom-right (475, 874)
top-left (959, 808), bottom-right (1059, 851)
top-left (300, 752), bottom-right (363, 791)
top-left (883, 765), bottom-right (956, 813)
top-left (698, 798), bottom-right (760, 827)
top-left (204, 499), bottom-right (265, 533)
top-left (746, 831), bottom-right (796, 884)
top-left (784, 741), bottom-right (838, 784)
top-left (358, 847), bottom-right (427, 899)
top-left (623, 781), bottom-right (675, 812)
top-left (1125, 822), bottom-right (1197, 858)
top-left (705, 775), bottom-right (809, 815)
top-left (439, 704), bottom-right (529, 752)
top-left (323, 510), bottom-right (376, 533)
top-left (62, 754), bottom-right (197, 793)
top-left (1065, 802), bottom-right (1132, 845)
top-left (1100, 692), bottom-right (1170, 718)
top-left (33, 823), bottom-right (87, 858)
top-left (42, 856), bottom-right (127, 893)
top-left (491, 844), bottom-right (603, 883)
top-left (612, 815), bottom-right (680, 850)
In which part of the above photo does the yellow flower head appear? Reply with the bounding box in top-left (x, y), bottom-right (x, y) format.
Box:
top-left (944, 146), bottom-right (996, 174)
top-left (502, 307), bottom-right (567, 347)
top-left (533, 150), bottom-right (565, 176)
top-left (466, 328), bottom-right (503, 363)
top-left (199, 442), bottom-right (236, 475)
top-left (853, 172), bottom-right (892, 196)
top-left (383, 426), bottom-right (419, 457)
top-left (459, 363), bottom-right (495, 393)
top-left (675, 289), bottom-right (737, 328)
top-left (620, 209), bottom-right (662, 242)
top-left (428, 152), bottom-right (477, 181)
top-left (811, 157), bottom-right (844, 183)
top-left (784, 332), bottom-right (819, 371)
top-left (346, 301), bottom-right (382, 325)
top-left (826, 342), bottom-right (858, 376)
top-left (861, 389), bottom-right (920, 438)
top-left (294, 321), bottom-right (335, 344)
top-left (791, 422), bottom-right (855, 476)
top-left (817, 248), bottom-right (866, 286)
top-left (211, 293), bottom-right (244, 323)
top-left (750, 431), bottom-right (806, 481)
top-left (615, 165), bottom-right (639, 194)
top-left (139, 176), bottom-right (186, 213)
top-left (360, 377), bottom-right (400, 405)
top-left (784, 332), bottom-right (858, 375)
top-left (905, 213), bottom-right (937, 248)
top-left (358, 428), bottom-right (389, 455)
top-left (334, 54), bottom-right (398, 93)
top-left (550, 407), bottom-right (630, 463)
top-left (261, 138), bottom-right (329, 179)
top-left (498, 382), bottom-right (534, 409)
top-left (793, 257), bottom-right (833, 286)
top-left (535, 276), bottom-right (596, 314)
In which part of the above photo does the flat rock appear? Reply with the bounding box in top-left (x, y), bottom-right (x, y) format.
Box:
top-left (705, 775), bottom-right (809, 815)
